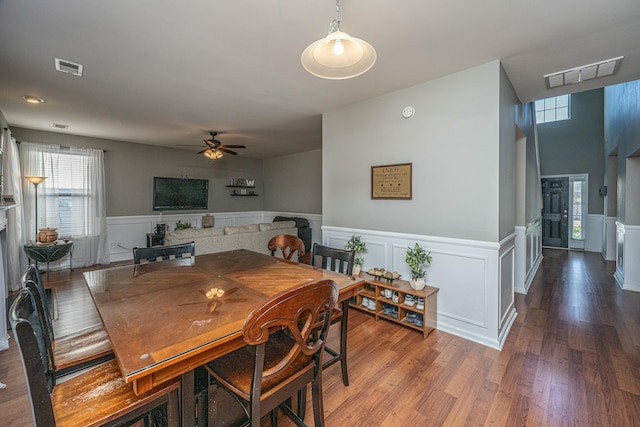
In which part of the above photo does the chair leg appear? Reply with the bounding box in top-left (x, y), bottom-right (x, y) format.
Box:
top-left (311, 374), bottom-right (325, 427)
top-left (297, 386), bottom-right (307, 420)
top-left (339, 300), bottom-right (350, 386)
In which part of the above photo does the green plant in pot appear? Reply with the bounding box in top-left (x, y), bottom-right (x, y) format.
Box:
top-left (405, 243), bottom-right (432, 290)
top-left (345, 235), bottom-right (368, 275)
top-left (175, 220), bottom-right (192, 230)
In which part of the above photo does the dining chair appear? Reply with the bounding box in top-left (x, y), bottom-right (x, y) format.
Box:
top-left (132, 241), bottom-right (195, 265)
top-left (268, 234), bottom-right (306, 261)
top-left (311, 243), bottom-right (355, 387)
top-left (204, 278), bottom-right (338, 427)
top-left (10, 288), bottom-right (181, 427)
top-left (22, 265), bottom-right (114, 377)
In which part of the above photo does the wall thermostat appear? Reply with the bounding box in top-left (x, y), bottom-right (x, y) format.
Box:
top-left (402, 106), bottom-right (415, 119)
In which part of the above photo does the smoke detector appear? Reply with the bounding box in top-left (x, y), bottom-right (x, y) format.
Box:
top-left (55, 58), bottom-right (83, 76)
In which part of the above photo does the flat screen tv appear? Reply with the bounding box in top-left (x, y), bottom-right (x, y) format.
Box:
top-left (153, 177), bottom-right (209, 211)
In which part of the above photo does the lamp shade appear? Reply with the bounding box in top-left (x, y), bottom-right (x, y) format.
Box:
top-left (203, 149), bottom-right (223, 160)
top-left (25, 176), bottom-right (47, 185)
top-left (301, 31), bottom-right (376, 80)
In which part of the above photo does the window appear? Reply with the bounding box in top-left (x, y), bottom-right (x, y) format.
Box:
top-left (571, 180), bottom-right (583, 240)
top-left (43, 151), bottom-right (91, 237)
top-left (535, 94), bottom-right (571, 124)
top-left (21, 141), bottom-right (108, 267)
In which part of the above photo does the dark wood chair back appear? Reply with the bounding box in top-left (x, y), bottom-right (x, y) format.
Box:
top-left (311, 243), bottom-right (355, 387)
top-left (133, 241), bottom-right (195, 265)
top-left (10, 288), bottom-right (181, 427)
top-left (10, 288), bottom-right (56, 393)
top-left (268, 234), bottom-right (306, 261)
top-left (311, 243), bottom-right (355, 275)
top-left (22, 265), bottom-right (53, 340)
top-left (206, 278), bottom-right (338, 426)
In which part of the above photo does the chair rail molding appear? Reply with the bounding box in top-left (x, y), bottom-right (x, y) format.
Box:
top-left (322, 225), bottom-right (517, 350)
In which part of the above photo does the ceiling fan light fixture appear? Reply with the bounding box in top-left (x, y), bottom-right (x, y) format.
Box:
top-left (203, 148), bottom-right (223, 160)
top-left (301, 0), bottom-right (376, 80)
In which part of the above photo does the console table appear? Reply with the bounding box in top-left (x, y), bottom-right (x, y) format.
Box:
top-left (24, 240), bottom-right (74, 275)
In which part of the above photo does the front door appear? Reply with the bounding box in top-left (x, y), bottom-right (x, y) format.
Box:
top-left (542, 177), bottom-right (569, 248)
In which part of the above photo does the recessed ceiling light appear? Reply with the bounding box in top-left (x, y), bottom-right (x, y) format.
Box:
top-left (23, 96), bottom-right (45, 104)
top-left (544, 56), bottom-right (624, 89)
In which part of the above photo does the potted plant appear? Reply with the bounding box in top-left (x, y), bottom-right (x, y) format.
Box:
top-left (175, 220), bottom-right (192, 230)
top-left (405, 243), bottom-right (432, 290)
top-left (345, 235), bottom-right (368, 275)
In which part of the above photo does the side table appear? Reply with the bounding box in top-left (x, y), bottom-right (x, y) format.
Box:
top-left (146, 233), bottom-right (165, 248)
top-left (24, 240), bottom-right (74, 277)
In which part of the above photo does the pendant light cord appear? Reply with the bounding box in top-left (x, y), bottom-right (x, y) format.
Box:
top-left (328, 0), bottom-right (341, 34)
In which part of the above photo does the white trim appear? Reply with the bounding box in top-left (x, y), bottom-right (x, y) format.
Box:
top-left (515, 218), bottom-right (543, 294)
top-left (615, 222), bottom-right (640, 292)
top-left (322, 226), bottom-right (516, 350)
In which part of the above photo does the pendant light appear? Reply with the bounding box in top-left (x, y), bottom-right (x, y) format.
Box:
top-left (301, 0), bottom-right (376, 80)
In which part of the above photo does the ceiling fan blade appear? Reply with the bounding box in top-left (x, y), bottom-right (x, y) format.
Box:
top-left (218, 147), bottom-right (238, 155)
top-left (197, 148), bottom-right (209, 154)
top-left (203, 139), bottom-right (216, 148)
top-left (220, 145), bottom-right (246, 149)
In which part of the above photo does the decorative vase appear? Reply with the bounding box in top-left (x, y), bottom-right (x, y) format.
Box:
top-left (409, 277), bottom-right (426, 290)
top-left (353, 265), bottom-right (361, 276)
top-left (37, 228), bottom-right (59, 244)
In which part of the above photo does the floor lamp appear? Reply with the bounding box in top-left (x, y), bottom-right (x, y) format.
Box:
top-left (25, 176), bottom-right (47, 241)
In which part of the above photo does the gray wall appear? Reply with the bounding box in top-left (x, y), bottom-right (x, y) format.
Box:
top-left (262, 149), bottom-right (322, 214)
top-left (605, 80), bottom-right (640, 224)
top-left (537, 89), bottom-right (605, 214)
top-left (12, 127), bottom-right (264, 216)
top-left (499, 65), bottom-right (518, 239)
top-left (323, 61), bottom-right (502, 242)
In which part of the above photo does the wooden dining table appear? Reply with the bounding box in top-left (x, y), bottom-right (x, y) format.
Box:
top-left (83, 249), bottom-right (365, 426)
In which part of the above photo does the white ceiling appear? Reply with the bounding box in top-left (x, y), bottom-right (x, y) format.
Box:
top-left (1, 0), bottom-right (640, 159)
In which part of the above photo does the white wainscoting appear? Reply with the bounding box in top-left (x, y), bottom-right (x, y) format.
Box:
top-left (585, 214), bottom-right (604, 253)
top-left (107, 211), bottom-right (322, 263)
top-left (514, 218), bottom-right (543, 295)
top-left (604, 216), bottom-right (617, 261)
top-left (615, 222), bottom-right (640, 292)
top-left (322, 226), bottom-right (518, 350)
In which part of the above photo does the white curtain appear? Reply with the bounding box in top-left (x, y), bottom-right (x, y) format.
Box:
top-left (20, 142), bottom-right (109, 268)
top-left (1, 129), bottom-right (26, 292)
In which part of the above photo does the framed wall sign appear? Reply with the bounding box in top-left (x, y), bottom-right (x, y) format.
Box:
top-left (371, 163), bottom-right (412, 199)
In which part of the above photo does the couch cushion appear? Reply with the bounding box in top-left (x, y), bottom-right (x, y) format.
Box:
top-left (171, 227), bottom-right (224, 239)
top-left (259, 221), bottom-right (296, 232)
top-left (224, 224), bottom-right (261, 235)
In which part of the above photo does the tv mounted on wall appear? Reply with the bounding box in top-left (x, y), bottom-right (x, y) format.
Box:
top-left (153, 177), bottom-right (209, 211)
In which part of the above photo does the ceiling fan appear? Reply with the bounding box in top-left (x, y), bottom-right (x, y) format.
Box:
top-left (198, 131), bottom-right (246, 159)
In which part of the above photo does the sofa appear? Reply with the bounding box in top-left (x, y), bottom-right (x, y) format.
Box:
top-left (162, 221), bottom-right (298, 256)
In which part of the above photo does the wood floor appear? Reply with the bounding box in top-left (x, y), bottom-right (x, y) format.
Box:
top-left (2, 249), bottom-right (640, 426)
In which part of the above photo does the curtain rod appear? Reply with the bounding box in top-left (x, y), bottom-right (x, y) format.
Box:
top-left (14, 140), bottom-right (106, 152)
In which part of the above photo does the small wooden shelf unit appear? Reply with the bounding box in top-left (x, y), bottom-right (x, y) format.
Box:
top-left (351, 273), bottom-right (438, 338)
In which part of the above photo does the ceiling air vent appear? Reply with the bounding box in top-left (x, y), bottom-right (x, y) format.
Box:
top-left (53, 123), bottom-right (69, 129)
top-left (544, 56), bottom-right (623, 89)
top-left (55, 58), bottom-right (83, 76)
